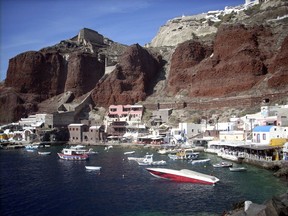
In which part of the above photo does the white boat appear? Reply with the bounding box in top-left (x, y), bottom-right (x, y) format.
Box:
top-left (146, 168), bottom-right (219, 185)
top-left (137, 154), bottom-right (167, 166)
top-left (168, 149), bottom-right (199, 160)
top-left (57, 148), bottom-right (89, 160)
top-left (124, 151), bottom-right (135, 155)
top-left (38, 151), bottom-right (51, 155)
top-left (229, 167), bottom-right (247, 172)
top-left (85, 166), bottom-right (101, 171)
top-left (85, 148), bottom-right (98, 155)
top-left (213, 162), bottom-right (233, 168)
top-left (25, 144), bottom-right (39, 150)
top-left (104, 145), bottom-right (113, 151)
top-left (190, 158), bottom-right (211, 165)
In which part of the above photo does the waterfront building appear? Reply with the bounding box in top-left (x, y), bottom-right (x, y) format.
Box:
top-left (219, 130), bottom-right (245, 141)
top-left (68, 123), bottom-right (105, 144)
top-left (104, 105), bottom-right (144, 130)
top-left (252, 126), bottom-right (288, 145)
top-left (68, 124), bottom-right (86, 143)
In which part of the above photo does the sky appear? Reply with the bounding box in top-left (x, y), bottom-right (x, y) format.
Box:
top-left (0, 0), bottom-right (244, 81)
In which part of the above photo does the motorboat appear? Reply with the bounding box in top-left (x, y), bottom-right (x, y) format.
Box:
top-left (124, 151), bottom-right (135, 155)
top-left (38, 151), bottom-right (51, 155)
top-left (70, 145), bottom-right (97, 155)
top-left (137, 154), bottom-right (167, 166)
top-left (85, 166), bottom-right (101, 171)
top-left (57, 148), bottom-right (89, 160)
top-left (146, 168), bottom-right (219, 185)
top-left (213, 161), bottom-right (233, 168)
top-left (25, 144), bottom-right (39, 150)
top-left (104, 145), bottom-right (113, 151)
top-left (229, 167), bottom-right (247, 172)
top-left (190, 158), bottom-right (210, 165)
top-left (168, 149), bottom-right (199, 160)
top-left (85, 148), bottom-right (98, 155)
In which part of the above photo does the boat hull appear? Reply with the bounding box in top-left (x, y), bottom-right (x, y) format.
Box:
top-left (85, 166), bottom-right (101, 170)
top-left (57, 153), bottom-right (89, 160)
top-left (146, 168), bottom-right (219, 185)
top-left (229, 167), bottom-right (247, 172)
top-left (38, 152), bottom-right (51, 155)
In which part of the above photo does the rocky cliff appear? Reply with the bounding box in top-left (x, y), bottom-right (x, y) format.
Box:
top-left (167, 23), bottom-right (288, 97)
top-left (91, 44), bottom-right (162, 106)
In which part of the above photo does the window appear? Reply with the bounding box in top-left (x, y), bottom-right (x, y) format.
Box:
top-left (263, 134), bottom-right (266, 140)
top-left (257, 134), bottom-right (260, 143)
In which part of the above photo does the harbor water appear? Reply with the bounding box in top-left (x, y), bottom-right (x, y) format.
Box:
top-left (0, 146), bottom-right (287, 216)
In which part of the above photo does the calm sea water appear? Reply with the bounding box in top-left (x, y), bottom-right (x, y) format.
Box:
top-left (0, 146), bottom-right (287, 216)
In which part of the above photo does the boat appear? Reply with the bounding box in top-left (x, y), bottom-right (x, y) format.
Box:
top-left (229, 167), bottom-right (247, 172)
top-left (137, 154), bottom-right (167, 166)
top-left (168, 149), bottom-right (199, 160)
top-left (85, 148), bottom-right (98, 155)
top-left (25, 144), bottom-right (39, 150)
top-left (213, 161), bottom-right (233, 168)
top-left (146, 168), bottom-right (219, 185)
top-left (190, 158), bottom-right (211, 165)
top-left (57, 148), bottom-right (89, 160)
top-left (124, 151), bottom-right (135, 155)
top-left (104, 145), bottom-right (113, 151)
top-left (38, 151), bottom-right (51, 155)
top-left (70, 145), bottom-right (97, 155)
top-left (85, 166), bottom-right (101, 171)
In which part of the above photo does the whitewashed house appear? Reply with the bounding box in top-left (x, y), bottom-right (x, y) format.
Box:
top-left (252, 126), bottom-right (288, 145)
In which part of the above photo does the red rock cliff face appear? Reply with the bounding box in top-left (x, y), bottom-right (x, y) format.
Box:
top-left (65, 52), bottom-right (104, 96)
top-left (268, 35), bottom-right (288, 89)
top-left (1, 50), bottom-right (104, 123)
top-left (5, 51), bottom-right (104, 98)
top-left (167, 24), bottom-right (286, 97)
top-left (5, 51), bottom-right (66, 97)
top-left (91, 44), bottom-right (161, 106)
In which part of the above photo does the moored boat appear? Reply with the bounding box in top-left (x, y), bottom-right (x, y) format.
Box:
top-left (190, 158), bottom-right (211, 165)
top-left (124, 151), bottom-right (135, 155)
top-left (229, 167), bottom-right (247, 172)
top-left (137, 154), bottom-right (167, 166)
top-left (38, 151), bottom-right (51, 155)
top-left (146, 168), bottom-right (219, 185)
top-left (57, 148), bottom-right (89, 160)
top-left (213, 161), bottom-right (233, 168)
top-left (85, 166), bottom-right (101, 171)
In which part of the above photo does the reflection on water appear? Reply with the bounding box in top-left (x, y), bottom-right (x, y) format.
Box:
top-left (0, 146), bottom-right (287, 216)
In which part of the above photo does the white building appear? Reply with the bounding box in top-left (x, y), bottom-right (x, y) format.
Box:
top-left (252, 125), bottom-right (288, 145)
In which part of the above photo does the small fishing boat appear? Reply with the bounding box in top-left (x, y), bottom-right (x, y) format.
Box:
top-left (168, 149), bottom-right (199, 160)
top-left (213, 161), bottom-right (233, 168)
top-left (104, 145), bottom-right (113, 151)
top-left (137, 154), bottom-right (167, 166)
top-left (146, 168), bottom-right (219, 185)
top-left (229, 167), bottom-right (247, 172)
top-left (38, 151), bottom-right (51, 155)
top-left (85, 166), bottom-right (101, 171)
top-left (124, 151), bottom-right (135, 155)
top-left (57, 148), bottom-right (89, 160)
top-left (190, 158), bottom-right (210, 165)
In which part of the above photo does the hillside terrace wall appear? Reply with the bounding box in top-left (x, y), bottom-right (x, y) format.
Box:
top-left (143, 92), bottom-right (288, 111)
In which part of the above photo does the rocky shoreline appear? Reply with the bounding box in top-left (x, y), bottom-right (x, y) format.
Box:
top-left (224, 192), bottom-right (288, 216)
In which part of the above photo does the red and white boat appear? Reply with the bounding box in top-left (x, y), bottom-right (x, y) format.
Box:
top-left (57, 148), bottom-right (89, 160)
top-left (146, 168), bottom-right (219, 185)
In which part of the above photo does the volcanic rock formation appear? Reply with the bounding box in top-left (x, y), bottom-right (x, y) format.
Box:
top-left (91, 44), bottom-right (162, 106)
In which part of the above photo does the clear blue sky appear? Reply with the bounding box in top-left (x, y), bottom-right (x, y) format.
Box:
top-left (0, 0), bottom-right (244, 81)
